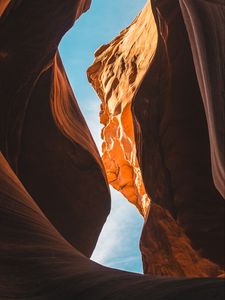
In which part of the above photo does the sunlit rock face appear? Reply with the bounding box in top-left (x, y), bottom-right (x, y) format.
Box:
top-left (0, 0), bottom-right (110, 258)
top-left (87, 1), bottom-right (158, 216)
top-left (88, 0), bottom-right (225, 277)
top-left (0, 0), bottom-right (224, 298)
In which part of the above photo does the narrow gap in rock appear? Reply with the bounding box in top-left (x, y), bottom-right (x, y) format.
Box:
top-left (59, 1), bottom-right (146, 273)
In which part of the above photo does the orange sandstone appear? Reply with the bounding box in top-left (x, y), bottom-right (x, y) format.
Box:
top-left (87, 1), bottom-right (158, 216)
top-left (88, 0), bottom-right (225, 277)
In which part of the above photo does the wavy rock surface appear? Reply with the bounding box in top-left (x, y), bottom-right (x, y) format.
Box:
top-left (0, 0), bottom-right (110, 257)
top-left (88, 1), bottom-right (158, 216)
top-left (88, 0), bottom-right (225, 277)
top-left (1, 152), bottom-right (224, 299)
top-left (135, 0), bottom-right (225, 276)
top-left (180, 0), bottom-right (225, 199)
top-left (0, 0), bottom-right (224, 298)
top-left (140, 0), bottom-right (225, 209)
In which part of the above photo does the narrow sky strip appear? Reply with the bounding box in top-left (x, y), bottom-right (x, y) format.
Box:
top-left (59, 0), bottom-right (146, 273)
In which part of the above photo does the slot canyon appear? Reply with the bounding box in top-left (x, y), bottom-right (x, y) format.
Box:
top-left (0, 0), bottom-right (224, 299)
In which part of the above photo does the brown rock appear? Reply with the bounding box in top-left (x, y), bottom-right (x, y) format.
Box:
top-left (0, 0), bottom-right (224, 297)
top-left (134, 0), bottom-right (225, 275)
top-left (88, 0), bottom-right (225, 276)
top-left (0, 0), bottom-right (110, 257)
top-left (141, 203), bottom-right (222, 277)
top-left (0, 0), bottom-right (10, 16)
top-left (0, 152), bottom-right (224, 299)
top-left (180, 0), bottom-right (225, 199)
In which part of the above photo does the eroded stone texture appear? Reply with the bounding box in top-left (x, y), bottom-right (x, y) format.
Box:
top-left (0, 0), bottom-right (224, 297)
top-left (0, 0), bottom-right (110, 257)
top-left (88, 0), bottom-right (225, 277)
top-left (141, 203), bottom-right (223, 277)
top-left (134, 0), bottom-right (225, 276)
top-left (1, 152), bottom-right (224, 299)
top-left (87, 1), bottom-right (158, 216)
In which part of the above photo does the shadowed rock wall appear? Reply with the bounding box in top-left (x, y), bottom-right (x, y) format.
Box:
top-left (0, 0), bottom-right (224, 298)
top-left (180, 0), bottom-right (225, 200)
top-left (0, 0), bottom-right (110, 257)
top-left (1, 152), bottom-right (224, 299)
top-left (88, 0), bottom-right (225, 277)
top-left (135, 0), bottom-right (225, 276)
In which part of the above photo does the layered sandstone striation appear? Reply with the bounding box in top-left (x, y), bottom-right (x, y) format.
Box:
top-left (180, 0), bottom-right (225, 199)
top-left (88, 0), bottom-right (225, 277)
top-left (0, 0), bottom-right (224, 298)
top-left (87, 1), bottom-right (158, 216)
top-left (1, 152), bottom-right (224, 299)
top-left (0, 0), bottom-right (110, 257)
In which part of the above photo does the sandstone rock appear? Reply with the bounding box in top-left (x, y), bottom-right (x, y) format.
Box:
top-left (0, 152), bottom-right (224, 299)
top-left (0, 0), bottom-right (10, 16)
top-left (0, 0), bottom-right (110, 257)
top-left (141, 203), bottom-right (223, 277)
top-left (180, 0), bottom-right (225, 199)
top-left (88, 0), bottom-right (225, 276)
top-left (0, 0), bottom-right (224, 297)
top-left (87, 1), bottom-right (158, 216)
top-left (134, 0), bottom-right (225, 275)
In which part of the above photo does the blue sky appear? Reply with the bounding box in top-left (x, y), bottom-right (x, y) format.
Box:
top-left (59, 0), bottom-right (146, 273)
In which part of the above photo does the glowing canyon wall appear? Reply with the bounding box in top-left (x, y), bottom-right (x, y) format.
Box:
top-left (88, 0), bottom-right (225, 277)
top-left (0, 0), bottom-right (224, 299)
top-left (87, 1), bottom-right (158, 216)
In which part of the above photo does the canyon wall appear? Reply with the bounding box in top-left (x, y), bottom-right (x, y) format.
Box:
top-left (1, 151), bottom-right (224, 299)
top-left (88, 0), bottom-right (225, 277)
top-left (87, 1), bottom-right (158, 216)
top-left (0, 0), bottom-right (224, 299)
top-left (0, 0), bottom-right (110, 257)
top-left (135, 0), bottom-right (225, 276)
top-left (180, 0), bottom-right (225, 200)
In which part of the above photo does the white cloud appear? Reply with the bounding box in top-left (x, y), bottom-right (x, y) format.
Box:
top-left (91, 188), bottom-right (144, 273)
top-left (79, 100), bottom-right (144, 273)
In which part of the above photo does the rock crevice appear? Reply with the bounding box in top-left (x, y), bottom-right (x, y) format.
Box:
top-left (88, 0), bottom-right (225, 277)
top-left (0, 0), bottom-right (224, 298)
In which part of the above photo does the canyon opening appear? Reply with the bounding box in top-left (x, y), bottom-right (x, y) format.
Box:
top-left (59, 0), bottom-right (147, 273)
top-left (0, 0), bottom-right (224, 299)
